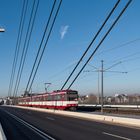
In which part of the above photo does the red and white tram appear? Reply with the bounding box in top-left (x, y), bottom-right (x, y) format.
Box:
top-left (18, 90), bottom-right (78, 110)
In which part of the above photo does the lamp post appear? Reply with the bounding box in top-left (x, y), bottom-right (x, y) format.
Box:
top-left (0, 27), bottom-right (5, 32)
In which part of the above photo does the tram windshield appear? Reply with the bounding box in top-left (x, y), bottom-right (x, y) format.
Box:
top-left (67, 91), bottom-right (78, 101)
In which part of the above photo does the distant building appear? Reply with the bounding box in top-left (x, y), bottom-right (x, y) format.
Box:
top-left (79, 94), bottom-right (98, 104)
top-left (106, 96), bottom-right (115, 104)
top-left (78, 93), bottom-right (140, 105)
top-left (114, 94), bottom-right (129, 104)
top-left (128, 94), bottom-right (140, 104)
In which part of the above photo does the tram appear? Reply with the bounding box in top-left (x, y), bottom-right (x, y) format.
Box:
top-left (18, 90), bottom-right (78, 110)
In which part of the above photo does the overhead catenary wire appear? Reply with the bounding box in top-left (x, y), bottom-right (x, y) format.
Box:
top-left (8, 0), bottom-right (28, 97)
top-left (100, 50), bottom-right (140, 69)
top-left (121, 56), bottom-right (140, 63)
top-left (27, 0), bottom-right (62, 93)
top-left (84, 37), bottom-right (140, 69)
top-left (109, 50), bottom-right (140, 63)
top-left (25, 0), bottom-right (57, 92)
top-left (105, 61), bottom-right (122, 71)
top-left (55, 36), bottom-right (140, 83)
top-left (67, 0), bottom-right (132, 89)
top-left (47, 61), bottom-right (78, 81)
top-left (88, 47), bottom-right (140, 72)
top-left (13, 0), bottom-right (39, 98)
top-left (105, 71), bottom-right (127, 73)
top-left (80, 63), bottom-right (127, 82)
top-left (87, 63), bottom-right (99, 70)
top-left (87, 52), bottom-right (140, 75)
top-left (97, 37), bottom-right (140, 56)
top-left (60, 0), bottom-right (121, 90)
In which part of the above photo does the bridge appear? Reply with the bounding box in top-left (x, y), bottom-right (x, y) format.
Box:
top-left (0, 0), bottom-right (140, 139)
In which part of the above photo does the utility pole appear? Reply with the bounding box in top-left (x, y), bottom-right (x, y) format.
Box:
top-left (84, 60), bottom-right (127, 114)
top-left (101, 60), bottom-right (104, 114)
top-left (44, 83), bottom-right (51, 92)
top-left (97, 71), bottom-right (100, 104)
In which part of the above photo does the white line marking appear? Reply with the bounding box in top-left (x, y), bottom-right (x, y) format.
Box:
top-left (4, 110), bottom-right (55, 140)
top-left (103, 132), bottom-right (132, 140)
top-left (46, 117), bottom-right (55, 121)
top-left (0, 123), bottom-right (7, 140)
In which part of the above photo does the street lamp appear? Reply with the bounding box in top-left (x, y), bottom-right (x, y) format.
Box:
top-left (0, 27), bottom-right (5, 32)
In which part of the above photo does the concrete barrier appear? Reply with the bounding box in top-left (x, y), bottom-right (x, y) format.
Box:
top-left (79, 104), bottom-right (140, 108)
top-left (6, 105), bottom-right (140, 128)
top-left (0, 123), bottom-right (7, 140)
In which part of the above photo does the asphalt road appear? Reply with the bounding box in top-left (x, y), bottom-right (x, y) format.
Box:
top-left (0, 106), bottom-right (140, 140)
top-left (0, 107), bottom-right (55, 140)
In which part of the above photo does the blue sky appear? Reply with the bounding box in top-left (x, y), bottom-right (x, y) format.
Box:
top-left (0, 0), bottom-right (140, 97)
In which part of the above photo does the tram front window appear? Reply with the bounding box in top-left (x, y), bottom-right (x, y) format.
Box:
top-left (68, 96), bottom-right (77, 101)
top-left (67, 93), bottom-right (78, 101)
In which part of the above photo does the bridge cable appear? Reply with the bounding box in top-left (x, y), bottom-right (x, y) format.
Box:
top-left (60, 0), bottom-right (121, 90)
top-left (67, 0), bottom-right (132, 89)
top-left (25, 0), bottom-right (57, 92)
top-left (27, 0), bottom-right (62, 93)
top-left (8, 0), bottom-right (28, 97)
top-left (13, 0), bottom-right (40, 98)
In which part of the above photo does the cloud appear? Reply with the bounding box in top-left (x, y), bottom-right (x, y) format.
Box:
top-left (60, 25), bottom-right (69, 39)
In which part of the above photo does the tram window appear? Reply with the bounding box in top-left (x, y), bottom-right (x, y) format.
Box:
top-left (57, 95), bottom-right (61, 100)
top-left (34, 98), bottom-right (36, 101)
top-left (53, 94), bottom-right (61, 101)
top-left (67, 95), bottom-right (78, 101)
top-left (47, 95), bottom-right (52, 101)
top-left (61, 94), bottom-right (67, 101)
top-left (54, 95), bottom-right (57, 101)
top-left (36, 97), bottom-right (39, 101)
top-left (46, 96), bottom-right (48, 101)
top-left (27, 98), bottom-right (30, 102)
top-left (32, 97), bottom-right (35, 102)
top-left (40, 96), bottom-right (43, 101)
top-left (43, 96), bottom-right (47, 101)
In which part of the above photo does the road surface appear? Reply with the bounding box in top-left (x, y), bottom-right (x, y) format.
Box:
top-left (0, 106), bottom-right (140, 140)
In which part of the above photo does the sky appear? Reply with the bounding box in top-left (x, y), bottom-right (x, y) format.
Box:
top-left (0, 0), bottom-right (140, 97)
